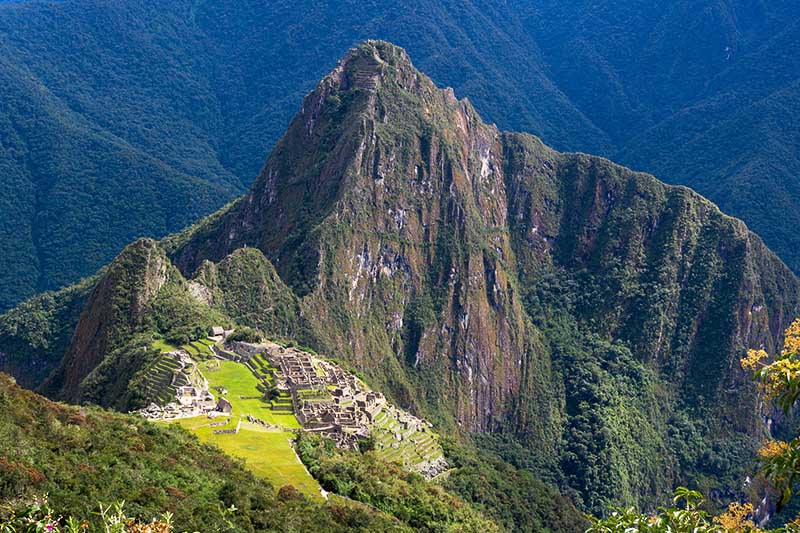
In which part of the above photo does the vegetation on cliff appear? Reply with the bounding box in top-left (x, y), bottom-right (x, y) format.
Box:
top-left (586, 318), bottom-right (800, 531)
top-left (0, 276), bottom-right (96, 389)
top-left (2, 40), bottom-right (799, 525)
top-left (440, 438), bottom-right (591, 532)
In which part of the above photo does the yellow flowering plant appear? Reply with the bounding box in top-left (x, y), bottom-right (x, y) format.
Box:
top-left (743, 319), bottom-right (800, 510)
top-left (587, 318), bottom-right (800, 531)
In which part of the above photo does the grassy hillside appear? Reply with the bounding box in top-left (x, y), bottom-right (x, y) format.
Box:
top-left (0, 373), bottom-right (416, 532)
top-left (173, 417), bottom-right (320, 498)
top-left (168, 357), bottom-right (318, 498)
top-left (2, 368), bottom-right (546, 531)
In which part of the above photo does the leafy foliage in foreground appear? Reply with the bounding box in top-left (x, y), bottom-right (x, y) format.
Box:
top-left (1, 498), bottom-right (178, 533)
top-left (745, 321), bottom-right (800, 512)
top-left (587, 487), bottom-right (800, 532)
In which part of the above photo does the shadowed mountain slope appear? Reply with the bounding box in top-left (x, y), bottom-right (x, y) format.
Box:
top-left (1, 0), bottom-right (798, 311)
top-left (0, 0), bottom-right (602, 312)
top-left (3, 42), bottom-right (796, 514)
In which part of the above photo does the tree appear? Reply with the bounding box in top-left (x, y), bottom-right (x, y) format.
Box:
top-left (587, 318), bottom-right (800, 532)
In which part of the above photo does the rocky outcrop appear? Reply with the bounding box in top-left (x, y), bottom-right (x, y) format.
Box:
top-left (164, 41), bottom-right (800, 507)
top-left (4, 41), bottom-right (800, 511)
top-left (42, 239), bottom-right (169, 402)
top-left (169, 40), bottom-right (799, 433)
top-left (193, 248), bottom-right (304, 339)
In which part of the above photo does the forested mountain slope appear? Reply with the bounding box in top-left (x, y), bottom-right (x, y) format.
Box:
top-left (0, 0), bottom-right (595, 311)
top-left (521, 0), bottom-right (800, 271)
top-left (2, 0), bottom-right (797, 311)
top-left (0, 372), bottom-right (515, 532)
top-left (3, 42), bottom-right (798, 515)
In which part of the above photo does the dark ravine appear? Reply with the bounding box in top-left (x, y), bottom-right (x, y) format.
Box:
top-left (2, 41), bottom-right (799, 514)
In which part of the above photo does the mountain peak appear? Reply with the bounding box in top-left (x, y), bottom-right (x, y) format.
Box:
top-left (345, 40), bottom-right (413, 68)
top-left (42, 238), bottom-right (171, 401)
top-left (319, 40), bottom-right (419, 97)
top-left (169, 40), bottom-right (495, 282)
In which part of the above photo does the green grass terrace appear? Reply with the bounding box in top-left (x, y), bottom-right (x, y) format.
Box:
top-left (171, 417), bottom-right (321, 498)
top-left (163, 357), bottom-right (321, 497)
top-left (201, 359), bottom-right (301, 428)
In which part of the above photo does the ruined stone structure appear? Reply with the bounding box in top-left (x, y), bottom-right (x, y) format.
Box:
top-left (137, 345), bottom-right (226, 420)
top-left (234, 342), bottom-right (446, 475)
top-left (138, 338), bottom-right (447, 478)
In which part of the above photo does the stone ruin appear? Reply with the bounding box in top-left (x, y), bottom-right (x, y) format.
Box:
top-left (136, 346), bottom-right (230, 421)
top-left (233, 342), bottom-right (447, 476)
top-left (135, 337), bottom-right (448, 478)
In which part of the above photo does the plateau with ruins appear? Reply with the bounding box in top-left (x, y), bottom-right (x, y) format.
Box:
top-left (137, 329), bottom-right (448, 479)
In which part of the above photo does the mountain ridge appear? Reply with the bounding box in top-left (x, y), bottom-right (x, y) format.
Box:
top-left (3, 41), bottom-right (797, 514)
top-left (6, 0), bottom-right (798, 313)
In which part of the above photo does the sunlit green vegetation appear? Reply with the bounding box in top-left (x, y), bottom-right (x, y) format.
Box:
top-left (182, 340), bottom-right (214, 359)
top-left (0, 374), bottom-right (406, 531)
top-left (166, 357), bottom-right (314, 496)
top-left (171, 417), bottom-right (319, 498)
top-left (201, 360), bottom-right (301, 428)
top-left (296, 433), bottom-right (498, 531)
top-left (152, 338), bottom-right (179, 353)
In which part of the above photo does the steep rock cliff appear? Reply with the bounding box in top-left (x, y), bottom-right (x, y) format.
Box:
top-left (41, 238), bottom-right (170, 402)
top-left (3, 41), bottom-right (799, 512)
top-left (165, 41), bottom-right (800, 508)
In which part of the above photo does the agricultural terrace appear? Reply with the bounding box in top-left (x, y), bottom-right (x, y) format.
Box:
top-left (173, 417), bottom-right (320, 498)
top-left (201, 359), bottom-right (301, 428)
top-left (162, 348), bottom-right (318, 497)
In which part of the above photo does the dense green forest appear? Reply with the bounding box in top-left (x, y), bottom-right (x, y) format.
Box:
top-left (3, 41), bottom-right (797, 527)
top-left (582, 320), bottom-right (800, 530)
top-left (0, 0), bottom-right (798, 311)
top-left (295, 432), bottom-right (588, 532)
